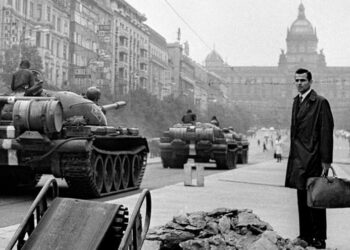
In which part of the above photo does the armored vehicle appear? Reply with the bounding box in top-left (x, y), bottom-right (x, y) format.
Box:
top-left (0, 88), bottom-right (149, 197)
top-left (159, 123), bottom-right (238, 169)
top-left (222, 128), bottom-right (249, 164)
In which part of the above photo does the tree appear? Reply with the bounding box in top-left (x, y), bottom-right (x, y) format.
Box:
top-left (0, 44), bottom-right (43, 85)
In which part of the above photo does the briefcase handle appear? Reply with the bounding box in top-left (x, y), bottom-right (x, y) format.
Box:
top-left (321, 165), bottom-right (337, 180)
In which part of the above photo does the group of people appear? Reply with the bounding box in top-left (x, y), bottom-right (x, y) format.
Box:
top-left (181, 109), bottom-right (220, 127)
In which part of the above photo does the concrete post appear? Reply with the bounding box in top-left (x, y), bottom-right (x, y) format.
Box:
top-left (184, 159), bottom-right (204, 187)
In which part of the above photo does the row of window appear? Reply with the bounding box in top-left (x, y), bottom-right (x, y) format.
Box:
top-left (6, 1), bottom-right (70, 36)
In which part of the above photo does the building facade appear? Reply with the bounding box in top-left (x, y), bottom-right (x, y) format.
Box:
top-left (0, 0), bottom-right (71, 88)
top-left (148, 26), bottom-right (169, 99)
top-left (110, 0), bottom-right (149, 97)
top-left (205, 3), bottom-right (350, 128)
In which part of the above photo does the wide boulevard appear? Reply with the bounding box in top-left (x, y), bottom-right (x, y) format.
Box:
top-left (1, 130), bottom-right (349, 232)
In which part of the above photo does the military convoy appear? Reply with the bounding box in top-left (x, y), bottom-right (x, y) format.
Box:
top-left (0, 85), bottom-right (149, 197)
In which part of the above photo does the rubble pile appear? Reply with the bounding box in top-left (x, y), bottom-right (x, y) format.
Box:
top-left (145, 208), bottom-right (312, 250)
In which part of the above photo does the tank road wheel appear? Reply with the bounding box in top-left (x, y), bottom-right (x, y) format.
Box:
top-left (113, 155), bottom-right (122, 191)
top-left (92, 154), bottom-right (104, 194)
top-left (121, 155), bottom-right (131, 189)
top-left (103, 155), bottom-right (115, 193)
top-left (130, 155), bottom-right (141, 187)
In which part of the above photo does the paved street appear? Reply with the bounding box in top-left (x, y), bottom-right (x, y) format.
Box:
top-left (1, 133), bottom-right (350, 249)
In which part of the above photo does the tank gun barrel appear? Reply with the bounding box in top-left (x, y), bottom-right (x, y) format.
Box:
top-left (101, 101), bottom-right (126, 112)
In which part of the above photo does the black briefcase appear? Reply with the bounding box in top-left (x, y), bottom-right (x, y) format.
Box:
top-left (307, 166), bottom-right (350, 208)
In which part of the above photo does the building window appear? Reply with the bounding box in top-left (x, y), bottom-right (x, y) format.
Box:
top-left (29, 2), bottom-right (33, 17)
top-left (15, 0), bottom-right (20, 11)
top-left (57, 17), bottom-right (61, 32)
top-left (23, 0), bottom-right (28, 16)
top-left (63, 44), bottom-right (67, 59)
top-left (37, 4), bottom-right (42, 21)
top-left (53, 15), bottom-right (56, 30)
top-left (56, 41), bottom-right (60, 57)
top-left (47, 6), bottom-right (51, 21)
top-left (7, 0), bottom-right (12, 6)
top-left (36, 31), bottom-right (41, 47)
top-left (46, 34), bottom-right (50, 49)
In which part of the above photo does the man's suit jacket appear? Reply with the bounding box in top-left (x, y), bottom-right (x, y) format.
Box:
top-left (285, 89), bottom-right (334, 190)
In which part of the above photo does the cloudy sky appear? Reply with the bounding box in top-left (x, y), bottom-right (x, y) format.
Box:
top-left (125, 0), bottom-right (350, 67)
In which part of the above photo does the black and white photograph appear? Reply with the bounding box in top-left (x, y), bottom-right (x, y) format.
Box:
top-left (1, 0), bottom-right (350, 249)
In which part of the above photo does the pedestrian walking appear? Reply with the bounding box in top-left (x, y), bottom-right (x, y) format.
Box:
top-left (285, 68), bottom-right (334, 249)
top-left (262, 142), bottom-right (267, 152)
top-left (275, 136), bottom-right (282, 162)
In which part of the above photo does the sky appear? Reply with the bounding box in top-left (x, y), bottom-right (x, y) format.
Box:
top-left (125, 0), bottom-right (350, 67)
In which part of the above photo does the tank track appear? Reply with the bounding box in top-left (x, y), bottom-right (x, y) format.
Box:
top-left (61, 151), bottom-right (147, 198)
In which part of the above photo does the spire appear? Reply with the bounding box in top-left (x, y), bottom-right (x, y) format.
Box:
top-left (298, 3), bottom-right (305, 19)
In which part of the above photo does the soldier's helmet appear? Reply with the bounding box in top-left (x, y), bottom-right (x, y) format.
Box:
top-left (86, 86), bottom-right (101, 102)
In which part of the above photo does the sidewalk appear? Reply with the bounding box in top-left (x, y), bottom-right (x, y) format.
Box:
top-left (2, 158), bottom-right (350, 249)
top-left (108, 160), bottom-right (350, 250)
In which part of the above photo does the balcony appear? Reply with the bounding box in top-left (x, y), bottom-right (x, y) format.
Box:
top-left (118, 60), bottom-right (128, 69)
top-left (118, 29), bottom-right (128, 38)
top-left (139, 70), bottom-right (148, 79)
top-left (139, 57), bottom-right (148, 65)
top-left (118, 45), bottom-right (128, 55)
top-left (140, 43), bottom-right (148, 51)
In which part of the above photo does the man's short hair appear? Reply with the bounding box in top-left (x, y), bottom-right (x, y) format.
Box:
top-left (187, 109), bottom-right (192, 113)
top-left (295, 68), bottom-right (312, 81)
top-left (19, 60), bottom-right (30, 69)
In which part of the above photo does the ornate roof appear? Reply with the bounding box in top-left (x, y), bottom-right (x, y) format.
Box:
top-left (205, 50), bottom-right (224, 63)
top-left (289, 3), bottom-right (314, 35)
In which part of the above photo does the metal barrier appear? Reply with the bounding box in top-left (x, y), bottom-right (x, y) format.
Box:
top-left (118, 189), bottom-right (152, 250)
top-left (6, 178), bottom-right (59, 250)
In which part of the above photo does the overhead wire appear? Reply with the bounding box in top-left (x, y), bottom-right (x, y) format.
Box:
top-left (163, 0), bottom-right (212, 51)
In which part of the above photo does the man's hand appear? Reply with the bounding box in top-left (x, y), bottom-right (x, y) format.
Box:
top-left (321, 162), bottom-right (331, 176)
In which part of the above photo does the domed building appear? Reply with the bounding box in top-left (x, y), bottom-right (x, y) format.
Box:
top-left (205, 3), bottom-right (350, 128)
top-left (280, 3), bottom-right (326, 70)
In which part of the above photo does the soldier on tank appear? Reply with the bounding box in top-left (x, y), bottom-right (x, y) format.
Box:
top-left (86, 86), bottom-right (107, 114)
top-left (86, 86), bottom-right (101, 104)
top-left (210, 116), bottom-right (220, 127)
top-left (11, 60), bottom-right (35, 95)
top-left (181, 109), bottom-right (196, 124)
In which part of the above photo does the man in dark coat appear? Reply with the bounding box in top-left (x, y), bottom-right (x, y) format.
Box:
top-left (181, 109), bottom-right (196, 124)
top-left (285, 68), bottom-right (334, 249)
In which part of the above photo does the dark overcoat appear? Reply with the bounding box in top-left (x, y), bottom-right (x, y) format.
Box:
top-left (285, 89), bottom-right (334, 190)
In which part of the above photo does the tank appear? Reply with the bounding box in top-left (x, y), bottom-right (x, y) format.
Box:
top-left (0, 89), bottom-right (149, 198)
top-left (159, 123), bottom-right (238, 169)
top-left (222, 128), bottom-right (249, 164)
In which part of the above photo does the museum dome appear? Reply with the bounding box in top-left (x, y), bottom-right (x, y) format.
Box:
top-left (205, 50), bottom-right (224, 63)
top-left (290, 3), bottom-right (314, 35)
